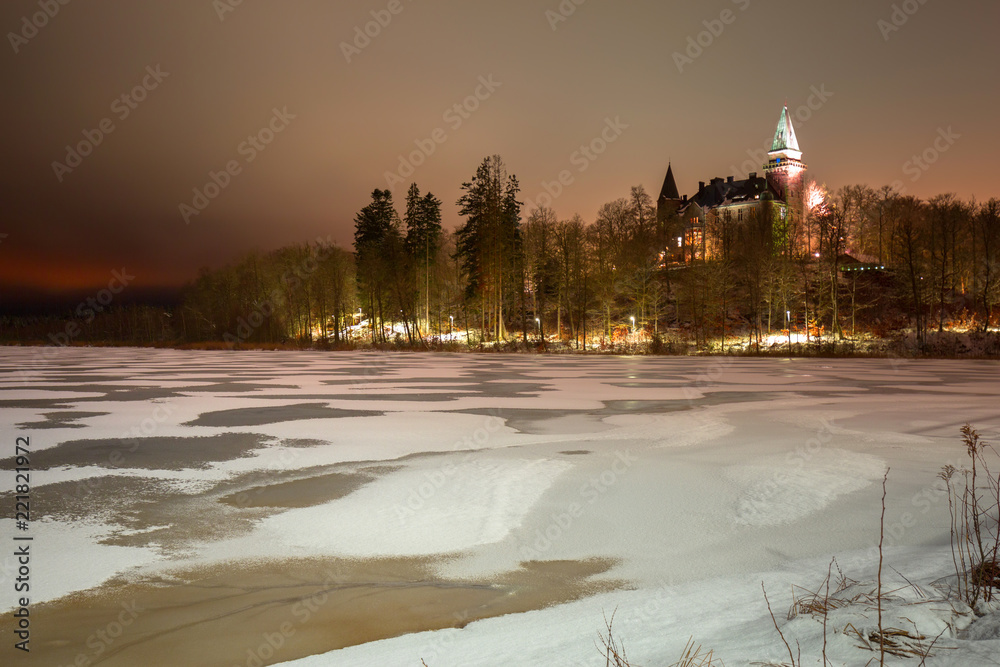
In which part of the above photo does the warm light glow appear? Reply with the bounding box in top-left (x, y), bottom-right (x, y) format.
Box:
top-left (806, 182), bottom-right (827, 212)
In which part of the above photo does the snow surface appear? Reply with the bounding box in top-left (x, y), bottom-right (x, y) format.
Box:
top-left (1, 349), bottom-right (999, 665)
top-left (0, 518), bottom-right (163, 604)
top-left (212, 458), bottom-right (574, 559)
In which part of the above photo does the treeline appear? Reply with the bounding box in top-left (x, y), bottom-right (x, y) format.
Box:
top-left (340, 156), bottom-right (1000, 347)
top-left (13, 154), bottom-right (992, 352)
top-left (798, 188), bottom-right (1000, 346)
top-left (0, 306), bottom-right (175, 346)
top-left (174, 155), bottom-right (999, 351)
top-left (666, 186), bottom-right (1000, 349)
top-left (181, 241), bottom-right (356, 345)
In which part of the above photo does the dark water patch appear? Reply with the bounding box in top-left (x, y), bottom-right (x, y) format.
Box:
top-left (185, 403), bottom-right (381, 427)
top-left (0, 399), bottom-right (77, 409)
top-left (17, 411), bottom-right (109, 429)
top-left (0, 475), bottom-right (179, 525)
top-left (5, 556), bottom-right (622, 667)
top-left (176, 381), bottom-right (298, 393)
top-left (449, 392), bottom-right (784, 434)
top-left (324, 393), bottom-right (469, 402)
top-left (12, 385), bottom-right (182, 403)
top-left (218, 471), bottom-right (374, 509)
top-left (1, 432), bottom-right (275, 471)
top-left (320, 376), bottom-right (471, 386)
top-left (479, 381), bottom-right (546, 398)
top-left (33, 375), bottom-right (139, 384)
top-left (609, 381), bottom-right (689, 389)
top-left (560, 450), bottom-right (591, 456)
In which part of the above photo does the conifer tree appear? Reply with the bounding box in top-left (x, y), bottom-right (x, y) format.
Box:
top-left (456, 155), bottom-right (523, 341)
top-left (354, 189), bottom-right (402, 343)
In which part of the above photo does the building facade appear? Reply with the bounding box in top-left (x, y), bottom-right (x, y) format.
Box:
top-left (657, 107), bottom-right (807, 263)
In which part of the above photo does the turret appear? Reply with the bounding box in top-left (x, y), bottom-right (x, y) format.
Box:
top-left (764, 107), bottom-right (807, 225)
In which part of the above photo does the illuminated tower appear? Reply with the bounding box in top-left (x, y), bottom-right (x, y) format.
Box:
top-left (764, 107), bottom-right (807, 228)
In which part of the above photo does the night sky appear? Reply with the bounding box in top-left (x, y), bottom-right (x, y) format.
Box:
top-left (1, 0), bottom-right (997, 311)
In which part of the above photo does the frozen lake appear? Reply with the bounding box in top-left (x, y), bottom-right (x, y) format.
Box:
top-left (0, 349), bottom-right (998, 665)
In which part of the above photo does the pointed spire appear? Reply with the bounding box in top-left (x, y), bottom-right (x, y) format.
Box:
top-left (659, 163), bottom-right (680, 201)
top-left (771, 106), bottom-right (800, 153)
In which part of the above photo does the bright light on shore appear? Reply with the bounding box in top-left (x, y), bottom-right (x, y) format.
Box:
top-left (806, 182), bottom-right (826, 212)
top-left (765, 333), bottom-right (810, 346)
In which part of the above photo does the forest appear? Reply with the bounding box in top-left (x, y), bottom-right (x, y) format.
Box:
top-left (6, 154), bottom-right (998, 355)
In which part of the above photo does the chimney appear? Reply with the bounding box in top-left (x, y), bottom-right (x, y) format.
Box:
top-left (749, 171), bottom-right (757, 179)
top-left (698, 181), bottom-right (705, 191)
top-left (727, 176), bottom-right (734, 184)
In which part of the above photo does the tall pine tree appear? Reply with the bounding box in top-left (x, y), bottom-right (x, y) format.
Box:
top-left (404, 184), bottom-right (443, 332)
top-left (456, 155), bottom-right (523, 341)
top-left (354, 189), bottom-right (402, 343)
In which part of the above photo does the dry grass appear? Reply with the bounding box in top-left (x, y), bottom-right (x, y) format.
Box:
top-left (595, 613), bottom-right (725, 667)
top-left (787, 559), bottom-right (859, 620)
top-left (669, 637), bottom-right (725, 667)
top-left (597, 609), bottom-right (633, 667)
top-left (941, 424), bottom-right (1000, 606)
top-left (844, 624), bottom-right (944, 660)
top-left (974, 559), bottom-right (1000, 590)
top-left (762, 583), bottom-right (800, 667)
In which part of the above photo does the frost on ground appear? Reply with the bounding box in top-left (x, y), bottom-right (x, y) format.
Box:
top-left (0, 349), bottom-right (998, 665)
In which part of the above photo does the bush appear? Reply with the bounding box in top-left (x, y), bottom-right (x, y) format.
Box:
top-left (940, 425), bottom-right (1000, 606)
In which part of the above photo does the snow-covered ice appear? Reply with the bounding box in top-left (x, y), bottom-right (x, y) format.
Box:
top-left (0, 348), bottom-right (998, 665)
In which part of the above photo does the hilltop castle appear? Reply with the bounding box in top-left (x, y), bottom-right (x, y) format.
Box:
top-left (657, 107), bottom-right (807, 262)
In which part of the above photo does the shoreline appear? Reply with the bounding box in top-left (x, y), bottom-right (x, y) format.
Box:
top-left (0, 557), bottom-right (622, 667)
top-left (3, 334), bottom-right (1000, 360)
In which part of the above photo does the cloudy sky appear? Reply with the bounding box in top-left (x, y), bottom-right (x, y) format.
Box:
top-left (1, 0), bottom-right (997, 310)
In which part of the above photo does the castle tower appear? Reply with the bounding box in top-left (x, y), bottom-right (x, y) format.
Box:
top-left (657, 163), bottom-right (681, 213)
top-left (656, 163), bottom-right (684, 253)
top-left (764, 107), bottom-right (807, 228)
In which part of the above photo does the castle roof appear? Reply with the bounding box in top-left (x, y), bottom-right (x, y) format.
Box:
top-left (771, 106), bottom-right (800, 153)
top-left (685, 174), bottom-right (780, 211)
top-left (658, 163), bottom-right (680, 201)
